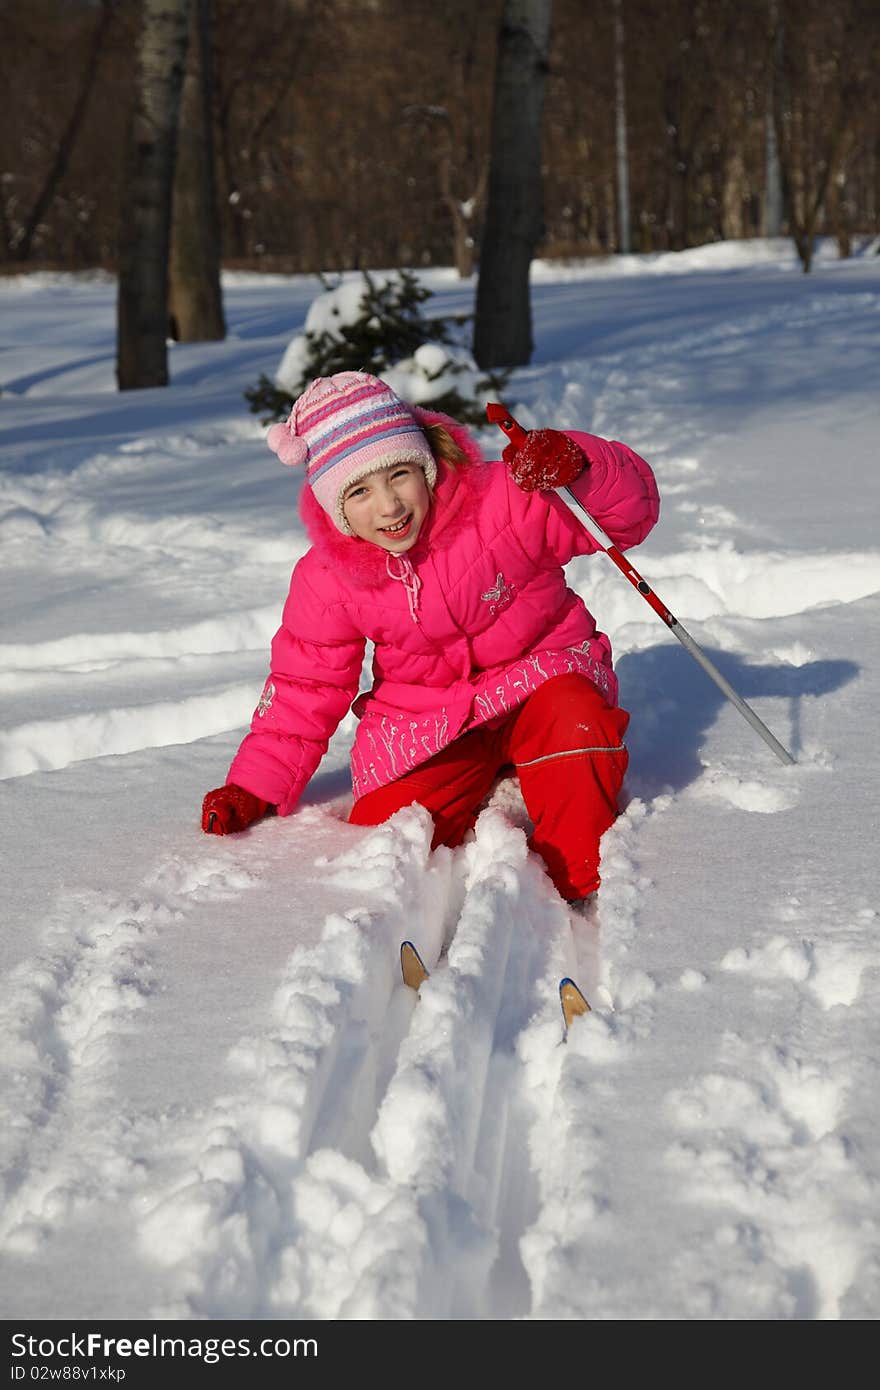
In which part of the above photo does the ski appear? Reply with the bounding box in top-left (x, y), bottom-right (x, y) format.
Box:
top-left (402, 944), bottom-right (589, 1037)
top-left (400, 940), bottom-right (429, 991)
top-left (559, 977), bottom-right (591, 1035)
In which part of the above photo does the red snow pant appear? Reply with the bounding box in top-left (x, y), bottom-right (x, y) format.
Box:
top-left (349, 674), bottom-right (629, 899)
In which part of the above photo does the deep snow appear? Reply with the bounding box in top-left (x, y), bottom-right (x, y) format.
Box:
top-left (1, 238), bottom-right (879, 1320)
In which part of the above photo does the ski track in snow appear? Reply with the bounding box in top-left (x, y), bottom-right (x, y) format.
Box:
top-left (0, 790), bottom-right (608, 1317)
top-left (112, 803), bottom-right (591, 1319)
top-left (5, 782), bottom-right (874, 1318)
top-left (2, 253), bottom-right (878, 1318)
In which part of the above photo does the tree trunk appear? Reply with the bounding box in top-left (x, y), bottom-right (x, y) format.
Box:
top-left (14, 1), bottom-right (113, 262)
top-left (613, 0), bottom-right (630, 254)
top-left (764, 0), bottom-right (783, 236)
top-left (763, 106), bottom-right (783, 236)
top-left (215, 96), bottom-right (248, 260)
top-left (473, 0), bottom-right (551, 370)
top-left (439, 152), bottom-right (487, 279)
top-left (169, 0), bottom-right (225, 340)
top-left (771, 3), bottom-right (857, 275)
top-left (722, 151), bottom-right (746, 240)
top-left (117, 0), bottom-right (191, 390)
top-left (783, 120), bottom-right (847, 274)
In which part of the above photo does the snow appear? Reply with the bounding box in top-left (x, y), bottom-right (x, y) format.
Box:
top-left (1, 238), bottom-right (879, 1320)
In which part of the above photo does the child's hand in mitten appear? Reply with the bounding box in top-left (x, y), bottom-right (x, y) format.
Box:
top-left (202, 784), bottom-right (272, 834)
top-left (503, 429), bottom-right (588, 492)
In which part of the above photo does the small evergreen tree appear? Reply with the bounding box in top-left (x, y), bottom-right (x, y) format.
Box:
top-left (245, 270), bottom-right (507, 426)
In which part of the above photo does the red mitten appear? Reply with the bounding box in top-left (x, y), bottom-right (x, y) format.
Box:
top-left (503, 429), bottom-right (587, 492)
top-left (202, 784), bottom-right (272, 835)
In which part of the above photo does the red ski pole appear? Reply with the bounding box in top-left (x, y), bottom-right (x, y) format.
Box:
top-left (487, 403), bottom-right (795, 766)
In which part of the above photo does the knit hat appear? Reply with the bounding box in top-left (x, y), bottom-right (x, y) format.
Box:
top-left (266, 371), bottom-right (437, 534)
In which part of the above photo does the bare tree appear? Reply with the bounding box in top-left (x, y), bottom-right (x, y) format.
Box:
top-left (169, 0), bottom-right (225, 340)
top-left (763, 0), bottom-right (783, 236)
top-left (4, 0), bottom-right (878, 274)
top-left (212, 0), bottom-right (305, 262)
top-left (474, 0), bottom-right (552, 369)
top-left (396, 1), bottom-right (495, 278)
top-left (613, 0), bottom-right (631, 253)
top-left (772, 0), bottom-right (875, 272)
top-left (116, 0), bottom-right (191, 389)
top-left (11, 0), bottom-right (114, 262)
top-left (404, 106), bottom-right (488, 278)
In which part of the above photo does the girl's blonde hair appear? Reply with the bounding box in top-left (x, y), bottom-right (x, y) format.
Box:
top-left (424, 423), bottom-right (466, 470)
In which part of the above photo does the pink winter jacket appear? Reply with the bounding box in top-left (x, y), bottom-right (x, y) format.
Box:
top-left (228, 412), bottom-right (659, 814)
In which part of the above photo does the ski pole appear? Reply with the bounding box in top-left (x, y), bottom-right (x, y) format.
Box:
top-left (487, 403), bottom-right (795, 767)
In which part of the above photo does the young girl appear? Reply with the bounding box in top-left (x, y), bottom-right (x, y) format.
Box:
top-left (202, 371), bottom-right (659, 902)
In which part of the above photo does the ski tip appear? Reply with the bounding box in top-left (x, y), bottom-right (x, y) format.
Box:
top-left (559, 976), bottom-right (591, 1034)
top-left (400, 940), bottom-right (430, 991)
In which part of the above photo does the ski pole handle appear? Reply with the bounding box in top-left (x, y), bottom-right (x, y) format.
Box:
top-left (487, 403), bottom-right (796, 766)
top-left (486, 402), bottom-right (529, 450)
top-left (487, 403), bottom-right (674, 620)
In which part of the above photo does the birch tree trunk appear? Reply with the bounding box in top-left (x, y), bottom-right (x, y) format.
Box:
top-left (764, 0), bottom-right (783, 236)
top-left (117, 0), bottom-right (191, 390)
top-left (169, 0), bottom-right (225, 341)
top-left (764, 108), bottom-right (783, 236)
top-left (613, 0), bottom-right (631, 253)
top-left (473, 0), bottom-right (552, 369)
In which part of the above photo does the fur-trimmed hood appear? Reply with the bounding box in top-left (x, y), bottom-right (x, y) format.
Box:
top-left (296, 407), bottom-right (491, 588)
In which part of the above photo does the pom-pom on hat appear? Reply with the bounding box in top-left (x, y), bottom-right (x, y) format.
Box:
top-left (266, 371), bottom-right (437, 533)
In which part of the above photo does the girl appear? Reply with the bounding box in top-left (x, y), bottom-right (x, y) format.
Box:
top-left (202, 371), bottom-right (659, 902)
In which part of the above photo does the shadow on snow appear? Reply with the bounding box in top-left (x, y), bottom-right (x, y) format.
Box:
top-left (616, 641), bottom-right (858, 797)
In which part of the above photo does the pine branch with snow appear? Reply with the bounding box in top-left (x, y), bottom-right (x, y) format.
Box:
top-left (245, 270), bottom-right (507, 425)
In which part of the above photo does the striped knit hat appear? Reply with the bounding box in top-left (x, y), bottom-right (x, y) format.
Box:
top-left (266, 372), bottom-right (437, 534)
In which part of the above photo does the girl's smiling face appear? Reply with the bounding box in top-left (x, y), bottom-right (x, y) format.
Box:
top-left (341, 462), bottom-right (431, 552)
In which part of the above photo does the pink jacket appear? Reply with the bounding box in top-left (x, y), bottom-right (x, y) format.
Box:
top-left (228, 412), bottom-right (659, 814)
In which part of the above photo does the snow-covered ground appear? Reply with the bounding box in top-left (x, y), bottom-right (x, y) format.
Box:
top-left (1, 237), bottom-right (879, 1320)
